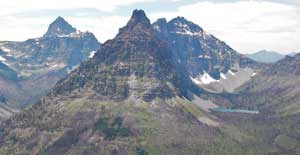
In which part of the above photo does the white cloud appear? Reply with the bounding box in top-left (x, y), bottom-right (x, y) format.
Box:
top-left (0, 0), bottom-right (155, 14)
top-left (150, 1), bottom-right (300, 54)
top-left (0, 0), bottom-right (180, 42)
top-left (68, 16), bottom-right (128, 43)
top-left (0, 15), bottom-right (128, 42)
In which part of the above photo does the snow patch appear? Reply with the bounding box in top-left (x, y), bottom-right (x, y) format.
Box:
top-left (203, 31), bottom-right (211, 39)
top-left (51, 64), bottom-right (58, 68)
top-left (173, 22), bottom-right (202, 36)
top-left (89, 51), bottom-right (96, 58)
top-left (175, 31), bottom-right (201, 36)
top-left (191, 71), bottom-right (219, 85)
top-left (0, 56), bottom-right (6, 62)
top-left (190, 76), bottom-right (202, 85)
top-left (1, 47), bottom-right (11, 53)
top-left (57, 30), bottom-right (83, 38)
top-left (198, 55), bottom-right (212, 59)
top-left (67, 65), bottom-right (79, 74)
top-left (153, 25), bottom-right (160, 32)
top-left (0, 56), bottom-right (10, 66)
top-left (228, 70), bottom-right (236, 76)
top-left (220, 72), bottom-right (227, 79)
top-left (200, 72), bottom-right (219, 84)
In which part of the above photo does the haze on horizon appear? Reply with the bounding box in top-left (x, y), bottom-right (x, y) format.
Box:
top-left (0, 0), bottom-right (299, 54)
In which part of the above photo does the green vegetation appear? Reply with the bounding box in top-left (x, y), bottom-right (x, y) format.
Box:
top-left (136, 147), bottom-right (148, 155)
top-left (274, 134), bottom-right (298, 150)
top-left (94, 116), bottom-right (130, 140)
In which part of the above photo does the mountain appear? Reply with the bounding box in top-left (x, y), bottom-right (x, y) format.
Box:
top-left (288, 52), bottom-right (298, 57)
top-left (246, 50), bottom-right (285, 63)
top-left (0, 17), bottom-right (100, 75)
top-left (0, 10), bottom-right (265, 155)
top-left (44, 16), bottom-right (77, 37)
top-left (0, 17), bottom-right (100, 110)
top-left (152, 17), bottom-right (259, 92)
top-left (217, 53), bottom-right (300, 154)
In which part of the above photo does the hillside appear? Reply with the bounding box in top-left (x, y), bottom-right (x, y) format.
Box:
top-left (222, 53), bottom-right (300, 154)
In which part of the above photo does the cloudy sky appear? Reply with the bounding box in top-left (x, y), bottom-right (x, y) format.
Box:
top-left (0, 0), bottom-right (299, 54)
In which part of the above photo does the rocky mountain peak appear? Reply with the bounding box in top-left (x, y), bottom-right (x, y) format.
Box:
top-left (119, 9), bottom-right (152, 33)
top-left (169, 16), bottom-right (203, 33)
top-left (155, 18), bottom-right (167, 24)
top-left (152, 18), bottom-right (167, 32)
top-left (44, 16), bottom-right (77, 37)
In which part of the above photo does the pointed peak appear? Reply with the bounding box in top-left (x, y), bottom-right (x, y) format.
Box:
top-left (44, 16), bottom-right (76, 37)
top-left (54, 16), bottom-right (66, 22)
top-left (175, 16), bottom-right (186, 20)
top-left (131, 9), bottom-right (148, 21)
top-left (172, 16), bottom-right (188, 23)
top-left (119, 9), bottom-right (151, 33)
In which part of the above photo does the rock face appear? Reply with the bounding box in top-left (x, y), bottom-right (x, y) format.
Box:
top-left (152, 17), bottom-right (255, 80)
top-left (0, 17), bottom-right (100, 109)
top-left (54, 10), bottom-right (201, 101)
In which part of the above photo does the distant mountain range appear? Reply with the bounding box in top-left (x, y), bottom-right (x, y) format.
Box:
top-left (246, 50), bottom-right (298, 63)
top-left (0, 17), bottom-right (100, 109)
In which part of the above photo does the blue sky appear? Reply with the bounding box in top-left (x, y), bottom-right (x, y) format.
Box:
top-left (0, 0), bottom-right (299, 54)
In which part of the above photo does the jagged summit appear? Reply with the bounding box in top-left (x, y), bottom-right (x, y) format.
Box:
top-left (44, 16), bottom-right (77, 37)
top-left (156, 18), bottom-right (167, 23)
top-left (168, 16), bottom-right (204, 33)
top-left (131, 9), bottom-right (149, 23)
top-left (119, 9), bottom-right (152, 33)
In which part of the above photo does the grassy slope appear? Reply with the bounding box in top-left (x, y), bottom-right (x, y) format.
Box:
top-left (0, 88), bottom-right (267, 155)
